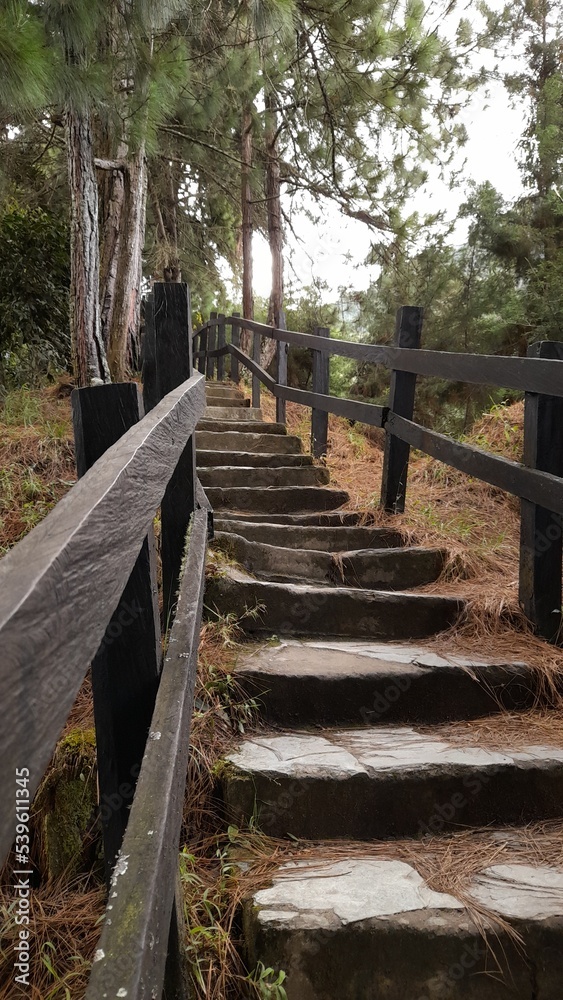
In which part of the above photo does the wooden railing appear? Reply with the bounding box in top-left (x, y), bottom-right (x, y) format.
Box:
top-left (0, 282), bottom-right (210, 999)
top-left (194, 307), bottom-right (563, 643)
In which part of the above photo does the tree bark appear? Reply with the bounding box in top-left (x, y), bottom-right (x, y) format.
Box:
top-left (66, 106), bottom-right (110, 386)
top-left (241, 105), bottom-right (254, 355)
top-left (97, 4), bottom-right (150, 379)
top-left (263, 87), bottom-right (284, 370)
top-left (106, 144), bottom-right (148, 379)
top-left (99, 147), bottom-right (127, 352)
top-left (265, 93), bottom-right (283, 327)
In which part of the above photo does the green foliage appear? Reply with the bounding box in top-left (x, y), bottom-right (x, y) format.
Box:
top-left (348, 188), bottom-right (528, 432)
top-left (496, 0), bottom-right (563, 338)
top-left (0, 204), bottom-right (70, 389)
top-left (0, 2), bottom-right (52, 113)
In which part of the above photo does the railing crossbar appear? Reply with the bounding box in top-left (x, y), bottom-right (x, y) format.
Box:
top-left (199, 315), bottom-right (563, 399)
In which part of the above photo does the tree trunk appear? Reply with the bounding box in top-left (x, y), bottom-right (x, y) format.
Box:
top-left (263, 88), bottom-right (284, 371)
top-left (97, 6), bottom-right (150, 379)
top-left (241, 105), bottom-right (254, 355)
top-left (148, 157), bottom-right (181, 278)
top-left (106, 144), bottom-right (148, 380)
top-left (99, 146), bottom-right (127, 352)
top-left (66, 106), bottom-right (110, 386)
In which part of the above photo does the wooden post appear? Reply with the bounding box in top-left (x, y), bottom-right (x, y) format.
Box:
top-left (142, 292), bottom-right (159, 413)
top-left (206, 311), bottom-right (217, 381)
top-left (276, 310), bottom-right (288, 426)
top-left (520, 341), bottom-right (563, 642)
top-left (252, 329), bottom-right (261, 409)
top-left (311, 326), bottom-right (330, 459)
top-left (197, 327), bottom-right (207, 375)
top-left (380, 307), bottom-right (424, 513)
top-left (231, 312), bottom-right (240, 383)
top-left (217, 313), bottom-right (226, 381)
top-left (153, 282), bottom-right (197, 627)
top-left (72, 383), bottom-right (161, 884)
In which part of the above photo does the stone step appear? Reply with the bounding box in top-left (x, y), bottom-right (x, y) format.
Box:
top-left (244, 839), bottom-right (563, 1000)
top-left (205, 485), bottom-right (349, 514)
top-left (205, 389), bottom-right (250, 410)
top-left (212, 531), bottom-right (444, 588)
top-left (197, 451), bottom-right (315, 468)
top-left (205, 568), bottom-right (462, 639)
top-left (214, 519), bottom-right (404, 551)
top-left (217, 511), bottom-right (372, 526)
top-left (196, 422), bottom-right (290, 437)
top-left (235, 639), bottom-right (535, 725)
top-left (195, 421), bottom-right (301, 455)
top-left (222, 722), bottom-right (563, 840)
top-left (205, 380), bottom-right (240, 390)
top-left (202, 406), bottom-right (263, 420)
top-left (199, 466), bottom-right (330, 489)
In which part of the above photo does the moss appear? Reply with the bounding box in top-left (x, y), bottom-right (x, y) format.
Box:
top-left (36, 728), bottom-right (100, 881)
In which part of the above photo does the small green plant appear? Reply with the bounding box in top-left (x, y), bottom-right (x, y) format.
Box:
top-left (22, 467), bottom-right (44, 499)
top-left (40, 941), bottom-right (90, 1000)
top-left (246, 962), bottom-right (288, 1000)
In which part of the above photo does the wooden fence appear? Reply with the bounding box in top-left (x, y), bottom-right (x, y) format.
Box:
top-left (194, 307), bottom-right (563, 643)
top-left (0, 282), bottom-right (209, 999)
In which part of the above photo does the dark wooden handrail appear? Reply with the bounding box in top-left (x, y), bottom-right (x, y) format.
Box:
top-left (85, 506), bottom-right (208, 999)
top-left (0, 372), bottom-right (206, 864)
top-left (1, 281), bottom-right (213, 1000)
top-left (385, 411), bottom-right (563, 514)
top-left (196, 314), bottom-right (563, 398)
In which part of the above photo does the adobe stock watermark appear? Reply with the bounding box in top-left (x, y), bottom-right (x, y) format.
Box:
top-left (259, 780), bottom-right (307, 832)
top-left (98, 762), bottom-right (142, 824)
top-left (414, 937), bottom-right (489, 999)
top-left (277, 587), bottom-right (330, 635)
top-left (530, 510), bottom-right (563, 555)
top-left (360, 673), bottom-right (413, 723)
top-left (418, 770), bottom-right (491, 837)
top-left (13, 767), bottom-right (33, 989)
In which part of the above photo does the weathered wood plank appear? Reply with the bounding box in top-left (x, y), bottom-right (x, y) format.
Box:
top-left (311, 325), bottom-right (330, 459)
top-left (196, 328), bottom-right (207, 374)
top-left (206, 312), bottom-right (217, 380)
top-left (252, 329), bottom-right (261, 409)
top-left (385, 411), bottom-right (563, 514)
top-left (196, 478), bottom-right (214, 541)
top-left (217, 313), bottom-right (226, 381)
top-left (0, 373), bottom-right (205, 865)
top-left (85, 509), bottom-right (208, 1000)
top-left (154, 282), bottom-right (197, 626)
top-left (276, 311), bottom-right (288, 425)
top-left (226, 343), bottom-right (385, 425)
top-left (72, 383), bottom-right (162, 883)
top-left (142, 292), bottom-right (159, 413)
top-left (276, 384), bottom-right (385, 427)
top-left (227, 344), bottom-right (277, 391)
top-left (231, 312), bottom-right (241, 383)
top-left (381, 307), bottom-right (423, 512)
top-left (229, 316), bottom-right (563, 397)
top-left (519, 341), bottom-right (563, 642)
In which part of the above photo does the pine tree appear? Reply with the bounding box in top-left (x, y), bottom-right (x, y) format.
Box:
top-left (498, 0), bottom-right (563, 338)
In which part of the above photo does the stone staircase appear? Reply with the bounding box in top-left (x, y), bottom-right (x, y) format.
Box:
top-left (199, 380), bottom-right (563, 1000)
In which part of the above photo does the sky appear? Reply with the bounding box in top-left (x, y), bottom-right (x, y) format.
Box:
top-left (250, 3), bottom-right (527, 302)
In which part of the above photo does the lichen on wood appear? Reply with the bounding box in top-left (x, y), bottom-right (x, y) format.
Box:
top-left (35, 728), bottom-right (100, 882)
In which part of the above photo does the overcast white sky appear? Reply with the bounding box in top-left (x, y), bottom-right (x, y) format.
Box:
top-left (250, 2), bottom-right (527, 301)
